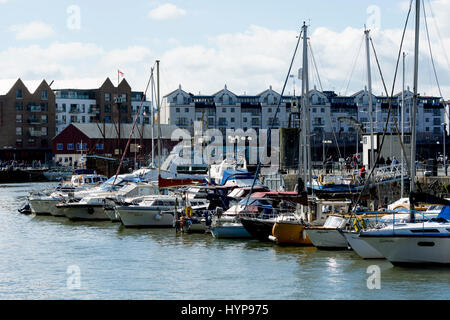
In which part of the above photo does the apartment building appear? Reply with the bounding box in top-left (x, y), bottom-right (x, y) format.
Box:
top-left (54, 78), bottom-right (152, 134)
top-left (0, 79), bottom-right (56, 162)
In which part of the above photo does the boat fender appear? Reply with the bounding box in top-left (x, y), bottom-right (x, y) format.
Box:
top-left (352, 216), bottom-right (366, 232)
top-left (88, 207), bottom-right (94, 215)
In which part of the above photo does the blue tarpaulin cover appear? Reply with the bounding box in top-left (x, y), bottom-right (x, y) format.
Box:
top-left (437, 206), bottom-right (450, 221)
top-left (220, 170), bottom-right (254, 185)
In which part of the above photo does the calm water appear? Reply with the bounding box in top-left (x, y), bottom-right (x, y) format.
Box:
top-left (0, 182), bottom-right (449, 300)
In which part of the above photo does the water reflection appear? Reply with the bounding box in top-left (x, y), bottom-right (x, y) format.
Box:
top-left (2, 182), bottom-right (450, 300)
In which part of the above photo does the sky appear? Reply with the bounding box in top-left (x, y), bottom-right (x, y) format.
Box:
top-left (0, 0), bottom-right (449, 100)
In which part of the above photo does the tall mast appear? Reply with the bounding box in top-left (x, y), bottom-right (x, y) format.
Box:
top-left (302, 22), bottom-right (312, 190)
top-left (411, 0), bottom-right (420, 193)
top-left (365, 28), bottom-right (375, 172)
top-left (401, 52), bottom-right (406, 197)
top-left (157, 60), bottom-right (162, 194)
top-left (151, 67), bottom-right (155, 166)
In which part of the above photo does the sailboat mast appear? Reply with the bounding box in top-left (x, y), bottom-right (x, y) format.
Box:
top-left (302, 22), bottom-right (312, 190)
top-left (157, 60), bottom-right (162, 195)
top-left (151, 67), bottom-right (155, 166)
top-left (411, 0), bottom-right (420, 193)
top-left (401, 52), bottom-right (406, 197)
top-left (365, 28), bottom-right (375, 172)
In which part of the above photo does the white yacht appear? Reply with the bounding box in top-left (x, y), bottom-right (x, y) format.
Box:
top-left (56, 197), bottom-right (111, 221)
top-left (359, 208), bottom-right (450, 265)
top-left (343, 210), bottom-right (442, 259)
top-left (28, 172), bottom-right (108, 216)
top-left (116, 195), bottom-right (184, 228)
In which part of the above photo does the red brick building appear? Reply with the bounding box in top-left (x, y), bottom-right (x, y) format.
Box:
top-left (0, 79), bottom-right (56, 162)
top-left (52, 123), bottom-right (179, 167)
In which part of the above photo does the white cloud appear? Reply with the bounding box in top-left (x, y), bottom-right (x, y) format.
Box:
top-left (0, 42), bottom-right (154, 94)
top-left (10, 21), bottom-right (55, 40)
top-left (148, 3), bottom-right (186, 20)
top-left (1, 0), bottom-right (449, 99)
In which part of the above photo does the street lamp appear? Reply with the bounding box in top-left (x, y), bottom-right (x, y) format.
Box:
top-left (442, 123), bottom-right (447, 176)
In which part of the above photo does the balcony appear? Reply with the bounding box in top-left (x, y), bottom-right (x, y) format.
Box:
top-left (27, 118), bottom-right (40, 125)
top-left (88, 107), bottom-right (101, 114)
top-left (69, 108), bottom-right (83, 114)
top-left (29, 105), bottom-right (41, 112)
top-left (28, 130), bottom-right (41, 137)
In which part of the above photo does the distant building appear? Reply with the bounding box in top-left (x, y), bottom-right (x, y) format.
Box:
top-left (162, 84), bottom-right (446, 160)
top-left (52, 123), bottom-right (179, 167)
top-left (0, 79), bottom-right (56, 162)
top-left (54, 78), bottom-right (152, 135)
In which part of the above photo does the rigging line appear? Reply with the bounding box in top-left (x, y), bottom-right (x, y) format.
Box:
top-left (112, 67), bottom-right (154, 186)
top-left (308, 40), bottom-right (323, 91)
top-left (307, 39), bottom-right (345, 172)
top-left (371, 37), bottom-right (411, 176)
top-left (350, 1), bottom-right (414, 211)
top-left (243, 28), bottom-right (304, 214)
top-left (423, 0), bottom-right (445, 102)
top-left (426, 0), bottom-right (450, 70)
top-left (307, 39), bottom-right (349, 188)
top-left (351, 36), bottom-right (412, 211)
top-left (343, 34), bottom-right (365, 96)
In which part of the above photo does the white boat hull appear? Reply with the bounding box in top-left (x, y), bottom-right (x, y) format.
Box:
top-left (117, 207), bottom-right (174, 228)
top-left (305, 228), bottom-right (349, 249)
top-left (342, 231), bottom-right (384, 259)
top-left (361, 236), bottom-right (450, 265)
top-left (29, 199), bottom-right (60, 216)
top-left (59, 205), bottom-right (109, 221)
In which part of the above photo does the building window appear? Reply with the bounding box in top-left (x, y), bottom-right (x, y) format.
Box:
top-left (57, 143), bottom-right (63, 151)
top-left (41, 115), bottom-right (48, 123)
top-left (231, 118), bottom-right (235, 123)
top-left (67, 144), bottom-right (74, 151)
top-left (185, 108), bottom-right (189, 113)
top-left (176, 108), bottom-right (180, 113)
top-left (104, 104), bottom-right (111, 113)
top-left (16, 127), bottom-right (22, 136)
top-left (231, 108), bottom-right (235, 113)
top-left (120, 105), bottom-right (128, 113)
top-left (16, 139), bottom-right (23, 147)
top-left (15, 102), bottom-right (23, 111)
top-left (41, 127), bottom-right (48, 136)
top-left (41, 90), bottom-right (48, 100)
top-left (105, 93), bottom-right (110, 102)
top-left (16, 114), bottom-right (22, 123)
top-left (243, 118), bottom-right (248, 123)
top-left (144, 117), bottom-right (150, 124)
top-left (96, 143), bottom-right (104, 150)
top-left (222, 108), bottom-right (226, 113)
top-left (104, 116), bottom-right (111, 123)
top-left (16, 89), bottom-right (22, 99)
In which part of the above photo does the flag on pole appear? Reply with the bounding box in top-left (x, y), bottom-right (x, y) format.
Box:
top-left (118, 70), bottom-right (124, 77)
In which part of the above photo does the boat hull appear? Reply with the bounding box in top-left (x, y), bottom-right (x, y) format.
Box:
top-left (116, 207), bottom-right (175, 228)
top-left (29, 198), bottom-right (59, 216)
top-left (240, 218), bottom-right (275, 241)
top-left (304, 228), bottom-right (349, 250)
top-left (211, 223), bottom-right (251, 239)
top-left (271, 222), bottom-right (313, 246)
top-left (58, 204), bottom-right (109, 221)
top-left (341, 231), bottom-right (384, 259)
top-left (361, 236), bottom-right (450, 265)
